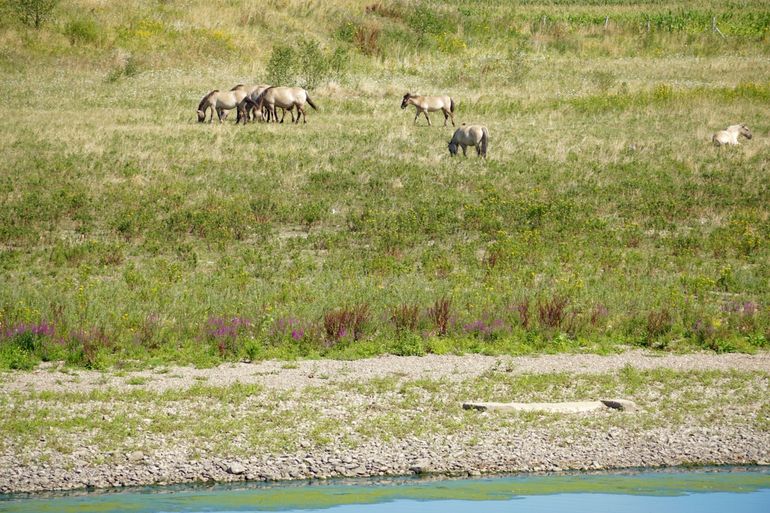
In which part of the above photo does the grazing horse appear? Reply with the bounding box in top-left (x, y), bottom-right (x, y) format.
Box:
top-left (448, 124), bottom-right (489, 158)
top-left (401, 92), bottom-right (455, 127)
top-left (197, 85), bottom-right (250, 123)
top-left (236, 84), bottom-right (275, 123)
top-left (253, 87), bottom-right (317, 124)
top-left (713, 124), bottom-right (753, 146)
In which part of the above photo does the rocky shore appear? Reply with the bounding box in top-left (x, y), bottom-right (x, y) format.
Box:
top-left (1, 351), bottom-right (769, 495)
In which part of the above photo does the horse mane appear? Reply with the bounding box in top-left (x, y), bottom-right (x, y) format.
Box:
top-left (198, 90), bottom-right (219, 111)
top-left (255, 86), bottom-right (275, 102)
top-left (230, 84), bottom-right (245, 91)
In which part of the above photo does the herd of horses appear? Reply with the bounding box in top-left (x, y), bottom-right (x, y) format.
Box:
top-left (197, 84), bottom-right (753, 158)
top-left (197, 85), bottom-right (489, 157)
top-left (196, 84), bottom-right (317, 125)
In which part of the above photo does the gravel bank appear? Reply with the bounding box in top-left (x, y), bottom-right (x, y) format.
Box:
top-left (1, 351), bottom-right (768, 495)
top-left (5, 350), bottom-right (770, 394)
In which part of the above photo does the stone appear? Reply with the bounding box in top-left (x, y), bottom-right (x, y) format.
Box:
top-left (410, 459), bottom-right (432, 474)
top-left (127, 451), bottom-right (144, 463)
top-left (227, 462), bottom-right (246, 475)
top-left (600, 399), bottom-right (639, 411)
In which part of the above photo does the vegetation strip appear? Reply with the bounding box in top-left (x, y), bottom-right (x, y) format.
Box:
top-left (2, 1), bottom-right (770, 368)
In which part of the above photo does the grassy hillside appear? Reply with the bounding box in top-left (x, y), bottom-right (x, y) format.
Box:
top-left (1, 0), bottom-right (769, 368)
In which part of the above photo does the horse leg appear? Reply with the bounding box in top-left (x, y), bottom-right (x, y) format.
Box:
top-left (413, 110), bottom-right (420, 124)
top-left (423, 111), bottom-right (432, 126)
top-left (462, 144), bottom-right (467, 157)
top-left (443, 110), bottom-right (448, 127)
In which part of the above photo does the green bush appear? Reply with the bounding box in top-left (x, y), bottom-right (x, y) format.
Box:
top-left (266, 44), bottom-right (296, 86)
top-left (12, 0), bottom-right (58, 29)
top-left (267, 40), bottom-right (348, 89)
top-left (0, 344), bottom-right (37, 370)
top-left (63, 17), bottom-right (101, 45)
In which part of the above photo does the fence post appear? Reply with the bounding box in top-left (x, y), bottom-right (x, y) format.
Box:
top-left (604, 16), bottom-right (609, 29)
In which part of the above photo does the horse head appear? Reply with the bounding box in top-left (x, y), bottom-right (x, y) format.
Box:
top-left (448, 141), bottom-right (458, 156)
top-left (196, 110), bottom-right (206, 122)
top-left (740, 124), bottom-right (753, 139)
top-left (401, 93), bottom-right (413, 109)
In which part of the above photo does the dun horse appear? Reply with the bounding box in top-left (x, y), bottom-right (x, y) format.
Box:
top-left (448, 124), bottom-right (488, 158)
top-left (197, 85), bottom-right (250, 123)
top-left (713, 124), bottom-right (752, 146)
top-left (236, 84), bottom-right (277, 124)
top-left (249, 87), bottom-right (317, 124)
top-left (401, 93), bottom-right (455, 127)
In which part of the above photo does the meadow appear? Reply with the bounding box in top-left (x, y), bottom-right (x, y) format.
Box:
top-left (1, 0), bottom-right (769, 369)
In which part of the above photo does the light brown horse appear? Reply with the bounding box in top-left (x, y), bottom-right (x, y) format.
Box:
top-left (252, 87), bottom-right (318, 124)
top-left (712, 124), bottom-right (752, 146)
top-left (197, 85), bottom-right (250, 123)
top-left (236, 84), bottom-right (274, 123)
top-left (448, 124), bottom-right (488, 158)
top-left (401, 92), bottom-right (455, 127)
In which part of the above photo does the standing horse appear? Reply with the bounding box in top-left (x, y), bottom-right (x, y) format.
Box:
top-left (197, 85), bottom-right (250, 123)
top-left (448, 124), bottom-right (488, 158)
top-left (236, 84), bottom-right (273, 123)
top-left (713, 124), bottom-right (752, 146)
top-left (401, 93), bottom-right (455, 127)
top-left (254, 87), bottom-right (317, 124)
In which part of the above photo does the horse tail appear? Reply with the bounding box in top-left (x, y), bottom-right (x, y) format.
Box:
top-left (450, 97), bottom-right (455, 113)
top-left (305, 92), bottom-right (317, 110)
top-left (480, 127), bottom-right (489, 158)
top-left (198, 90), bottom-right (218, 111)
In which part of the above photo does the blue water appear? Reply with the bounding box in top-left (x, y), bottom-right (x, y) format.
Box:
top-left (1, 468), bottom-right (769, 513)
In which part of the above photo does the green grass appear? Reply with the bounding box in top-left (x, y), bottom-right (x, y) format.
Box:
top-left (1, 1), bottom-right (770, 368)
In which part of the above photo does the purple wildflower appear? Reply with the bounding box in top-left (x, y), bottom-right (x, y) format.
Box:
top-left (3, 321), bottom-right (55, 340)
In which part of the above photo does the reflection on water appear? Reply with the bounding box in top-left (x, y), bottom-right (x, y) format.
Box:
top-left (1, 467), bottom-right (769, 513)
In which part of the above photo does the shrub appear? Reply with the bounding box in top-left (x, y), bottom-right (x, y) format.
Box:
top-left (0, 344), bottom-right (38, 370)
top-left (646, 308), bottom-right (673, 338)
top-left (323, 304), bottom-right (370, 345)
top-left (0, 321), bottom-right (55, 369)
top-left (463, 317), bottom-right (507, 341)
top-left (66, 328), bottom-right (111, 369)
top-left (390, 333), bottom-right (425, 356)
top-left (266, 44), bottom-right (296, 86)
top-left (63, 17), bottom-right (100, 45)
top-left (267, 40), bottom-right (347, 89)
top-left (512, 301), bottom-right (530, 329)
top-left (205, 317), bottom-right (253, 358)
top-left (12, 0), bottom-right (58, 29)
top-left (390, 303), bottom-right (420, 333)
top-left (537, 295), bottom-right (570, 329)
top-left (427, 297), bottom-right (452, 337)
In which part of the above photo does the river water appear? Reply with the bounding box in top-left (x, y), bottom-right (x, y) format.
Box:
top-left (1, 467), bottom-right (769, 513)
